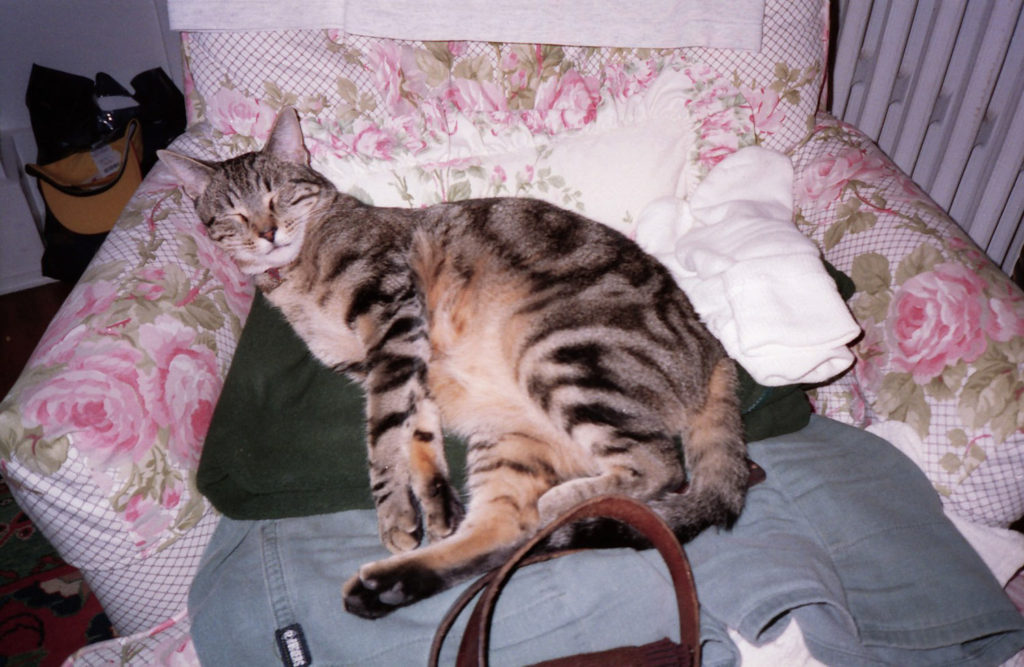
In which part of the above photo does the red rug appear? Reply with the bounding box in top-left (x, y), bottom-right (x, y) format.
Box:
top-left (0, 479), bottom-right (113, 666)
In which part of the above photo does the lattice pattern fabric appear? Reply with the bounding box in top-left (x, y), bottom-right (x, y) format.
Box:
top-left (181, 0), bottom-right (826, 154)
top-left (793, 114), bottom-right (1024, 528)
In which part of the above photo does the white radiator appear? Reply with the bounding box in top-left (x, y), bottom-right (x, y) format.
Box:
top-left (831, 0), bottom-right (1024, 274)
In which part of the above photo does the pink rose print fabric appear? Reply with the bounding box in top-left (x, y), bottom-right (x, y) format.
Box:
top-left (22, 341), bottom-right (154, 469)
top-left (794, 114), bottom-right (1024, 527)
top-left (140, 316), bottom-right (220, 469)
top-left (888, 263), bottom-right (1022, 383)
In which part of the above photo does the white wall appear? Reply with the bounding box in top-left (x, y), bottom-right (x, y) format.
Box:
top-left (0, 0), bottom-right (182, 135)
top-left (0, 0), bottom-right (182, 294)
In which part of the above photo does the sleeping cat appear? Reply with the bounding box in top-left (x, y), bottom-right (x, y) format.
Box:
top-left (159, 107), bottom-right (748, 619)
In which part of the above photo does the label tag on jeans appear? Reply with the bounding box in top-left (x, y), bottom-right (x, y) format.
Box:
top-left (275, 623), bottom-right (312, 667)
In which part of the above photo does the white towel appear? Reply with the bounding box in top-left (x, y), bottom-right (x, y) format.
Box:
top-left (168, 0), bottom-right (764, 51)
top-left (636, 146), bottom-right (861, 386)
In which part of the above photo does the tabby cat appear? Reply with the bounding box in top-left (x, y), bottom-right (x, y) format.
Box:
top-left (159, 108), bottom-right (748, 619)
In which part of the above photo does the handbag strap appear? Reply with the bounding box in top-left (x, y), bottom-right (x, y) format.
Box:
top-left (428, 548), bottom-right (581, 666)
top-left (431, 495), bottom-right (701, 667)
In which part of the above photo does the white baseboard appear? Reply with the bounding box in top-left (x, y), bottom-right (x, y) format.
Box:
top-left (0, 143), bottom-right (47, 295)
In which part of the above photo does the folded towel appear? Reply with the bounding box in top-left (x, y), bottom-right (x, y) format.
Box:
top-left (169, 0), bottom-right (765, 51)
top-left (636, 146), bottom-right (862, 386)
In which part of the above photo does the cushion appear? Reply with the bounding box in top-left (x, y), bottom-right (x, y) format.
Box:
top-left (0, 166), bottom-right (252, 633)
top-left (198, 291), bottom-right (821, 520)
top-left (180, 37), bottom-right (760, 236)
top-left (180, 0), bottom-right (827, 154)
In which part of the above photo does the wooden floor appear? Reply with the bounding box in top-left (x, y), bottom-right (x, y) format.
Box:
top-left (0, 281), bottom-right (73, 399)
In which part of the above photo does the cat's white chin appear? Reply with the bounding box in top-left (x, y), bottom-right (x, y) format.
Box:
top-left (240, 245), bottom-right (299, 274)
top-left (266, 244), bottom-right (298, 263)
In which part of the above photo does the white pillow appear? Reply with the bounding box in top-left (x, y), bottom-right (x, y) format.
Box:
top-left (307, 56), bottom-right (754, 239)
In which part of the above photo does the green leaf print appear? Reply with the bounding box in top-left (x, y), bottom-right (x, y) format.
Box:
top-left (850, 252), bottom-right (891, 294)
top-left (876, 372), bottom-right (931, 439)
top-left (894, 243), bottom-right (943, 286)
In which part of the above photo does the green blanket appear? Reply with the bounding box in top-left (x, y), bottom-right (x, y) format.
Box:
top-left (198, 265), bottom-right (853, 519)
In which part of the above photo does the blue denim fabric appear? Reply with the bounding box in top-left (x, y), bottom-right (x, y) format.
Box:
top-left (189, 417), bottom-right (1024, 666)
top-left (189, 512), bottom-right (680, 665)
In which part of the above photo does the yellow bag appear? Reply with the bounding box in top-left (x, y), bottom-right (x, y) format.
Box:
top-left (26, 119), bottom-right (143, 235)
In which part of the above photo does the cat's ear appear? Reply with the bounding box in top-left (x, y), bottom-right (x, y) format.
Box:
top-left (264, 107), bottom-right (310, 165)
top-left (157, 150), bottom-right (215, 199)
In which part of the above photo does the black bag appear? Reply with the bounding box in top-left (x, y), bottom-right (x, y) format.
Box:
top-left (24, 64), bottom-right (185, 282)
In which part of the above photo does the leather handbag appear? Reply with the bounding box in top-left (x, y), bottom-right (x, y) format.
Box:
top-left (430, 495), bottom-right (703, 667)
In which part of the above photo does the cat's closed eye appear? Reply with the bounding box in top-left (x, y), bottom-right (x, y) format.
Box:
top-left (287, 184), bottom-right (321, 208)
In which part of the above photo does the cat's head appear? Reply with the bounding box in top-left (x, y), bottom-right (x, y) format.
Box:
top-left (158, 107), bottom-right (332, 275)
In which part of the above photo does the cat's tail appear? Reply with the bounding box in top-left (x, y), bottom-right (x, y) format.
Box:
top-left (541, 465), bottom-right (759, 551)
top-left (546, 357), bottom-right (752, 549)
top-left (655, 356), bottom-right (749, 540)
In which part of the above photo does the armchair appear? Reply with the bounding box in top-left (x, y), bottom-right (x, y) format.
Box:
top-left (1, 0), bottom-right (1021, 663)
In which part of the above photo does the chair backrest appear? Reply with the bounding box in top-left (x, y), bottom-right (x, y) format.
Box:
top-left (176, 0), bottom-right (828, 156)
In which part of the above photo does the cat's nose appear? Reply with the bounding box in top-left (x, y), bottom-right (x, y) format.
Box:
top-left (259, 226), bottom-right (277, 243)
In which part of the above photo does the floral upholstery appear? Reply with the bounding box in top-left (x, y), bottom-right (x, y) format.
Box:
top-left (794, 115), bottom-right (1024, 527)
top-left (0, 0), bottom-right (1020, 663)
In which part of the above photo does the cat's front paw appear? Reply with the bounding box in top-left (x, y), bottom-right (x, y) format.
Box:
top-left (420, 474), bottom-right (465, 543)
top-left (342, 559), bottom-right (444, 619)
top-left (376, 488), bottom-right (423, 553)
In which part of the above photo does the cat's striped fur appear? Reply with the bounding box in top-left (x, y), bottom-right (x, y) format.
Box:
top-left (159, 108), bottom-right (748, 619)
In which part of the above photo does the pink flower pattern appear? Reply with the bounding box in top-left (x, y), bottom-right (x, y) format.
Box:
top-left (207, 87), bottom-right (276, 141)
top-left (741, 85), bottom-right (786, 135)
top-left (796, 146), bottom-right (889, 211)
top-left (140, 316), bottom-right (220, 468)
top-left (447, 78), bottom-right (508, 114)
top-left (21, 342), bottom-right (155, 468)
top-left (888, 263), bottom-right (1024, 382)
top-left (28, 281), bottom-right (119, 369)
top-left (888, 264), bottom-right (989, 382)
top-left (526, 70), bottom-right (601, 134)
top-left (795, 114), bottom-right (1024, 527)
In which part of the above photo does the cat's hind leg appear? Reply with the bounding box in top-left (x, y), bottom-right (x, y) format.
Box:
top-left (407, 398), bottom-right (464, 543)
top-left (536, 416), bottom-right (684, 525)
top-left (366, 390), bottom-right (464, 553)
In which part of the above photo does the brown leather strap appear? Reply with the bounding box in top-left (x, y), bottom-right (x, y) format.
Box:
top-left (427, 549), bottom-right (579, 666)
top-left (431, 461), bottom-right (765, 666)
top-left (445, 495), bottom-right (702, 667)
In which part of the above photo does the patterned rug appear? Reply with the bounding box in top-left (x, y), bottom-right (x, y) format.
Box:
top-left (0, 478), bottom-right (113, 666)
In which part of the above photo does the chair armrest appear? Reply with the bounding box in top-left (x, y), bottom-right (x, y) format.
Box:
top-left (791, 112), bottom-right (1024, 528)
top-left (0, 124), bottom-right (253, 633)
